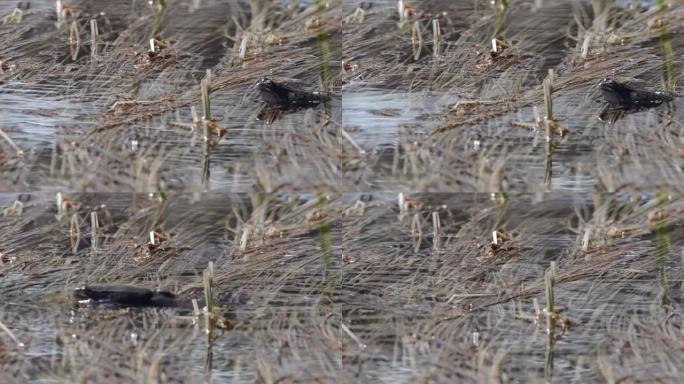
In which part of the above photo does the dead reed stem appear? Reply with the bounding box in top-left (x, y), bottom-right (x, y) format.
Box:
top-left (90, 19), bottom-right (99, 59)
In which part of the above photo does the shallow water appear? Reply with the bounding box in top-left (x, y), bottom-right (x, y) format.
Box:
top-left (2, 0), bottom-right (684, 383)
top-left (0, 81), bottom-right (98, 148)
top-left (342, 88), bottom-right (445, 147)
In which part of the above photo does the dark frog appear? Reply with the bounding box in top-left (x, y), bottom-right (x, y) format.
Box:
top-left (74, 285), bottom-right (179, 308)
top-left (598, 78), bottom-right (673, 109)
top-left (256, 78), bottom-right (330, 110)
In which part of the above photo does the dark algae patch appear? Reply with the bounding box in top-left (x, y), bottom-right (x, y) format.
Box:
top-left (1, 1), bottom-right (684, 383)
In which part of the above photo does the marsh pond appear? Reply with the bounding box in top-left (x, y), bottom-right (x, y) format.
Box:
top-left (1, 0), bottom-right (684, 383)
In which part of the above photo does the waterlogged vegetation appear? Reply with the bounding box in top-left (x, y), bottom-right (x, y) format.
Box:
top-left (0, 0), bottom-right (683, 382)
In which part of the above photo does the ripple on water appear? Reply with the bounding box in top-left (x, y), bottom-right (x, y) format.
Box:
top-left (0, 82), bottom-right (96, 149)
top-left (342, 89), bottom-right (451, 148)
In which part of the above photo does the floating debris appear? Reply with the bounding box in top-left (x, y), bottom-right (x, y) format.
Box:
top-left (0, 60), bottom-right (13, 73)
top-left (1, 7), bottom-right (24, 24)
top-left (134, 39), bottom-right (176, 70)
